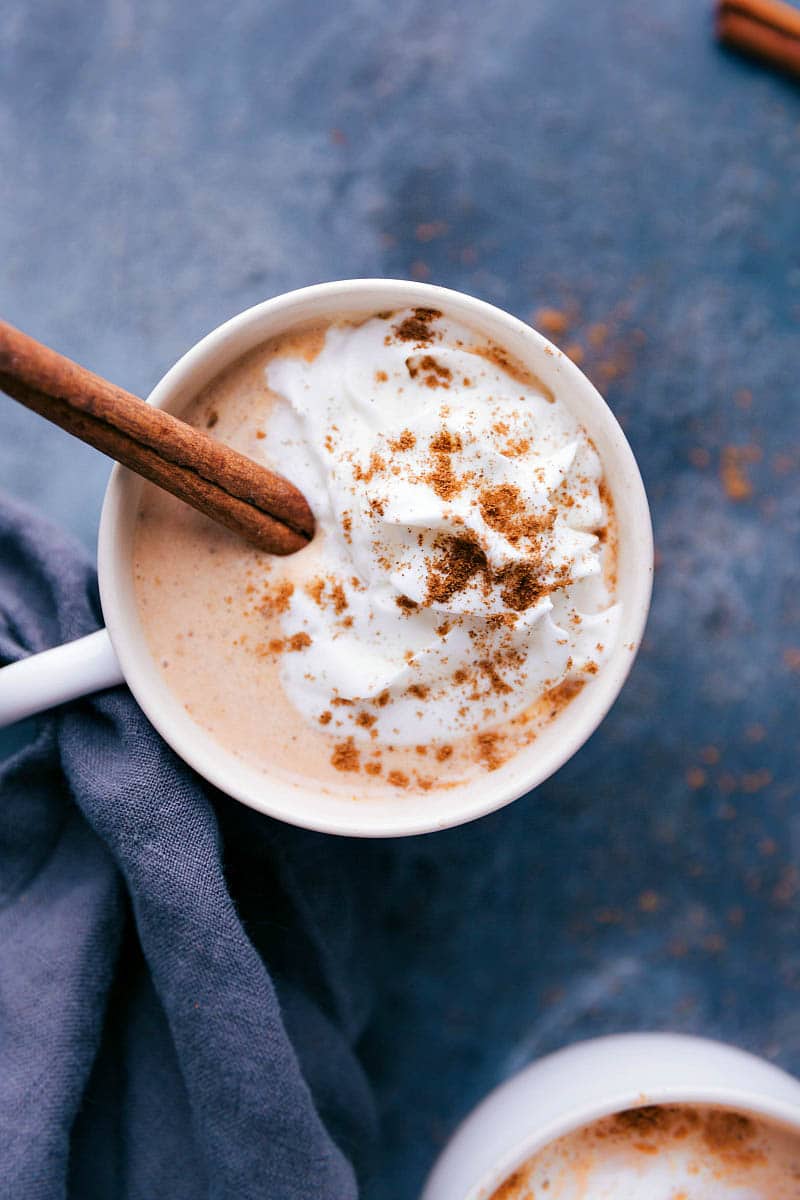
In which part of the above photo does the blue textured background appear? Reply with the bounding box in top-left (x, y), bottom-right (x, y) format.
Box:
top-left (2, 2), bottom-right (800, 1196)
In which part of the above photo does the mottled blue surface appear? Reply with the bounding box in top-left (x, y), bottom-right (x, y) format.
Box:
top-left (2, 2), bottom-right (800, 1197)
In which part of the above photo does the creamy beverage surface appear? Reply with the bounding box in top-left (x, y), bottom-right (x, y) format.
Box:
top-left (134, 308), bottom-right (619, 795)
top-left (489, 1104), bottom-right (800, 1200)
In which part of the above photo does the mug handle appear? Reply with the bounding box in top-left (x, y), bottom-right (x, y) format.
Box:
top-left (0, 628), bottom-right (124, 727)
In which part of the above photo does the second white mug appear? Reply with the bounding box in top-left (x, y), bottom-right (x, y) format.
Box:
top-left (421, 1032), bottom-right (800, 1199)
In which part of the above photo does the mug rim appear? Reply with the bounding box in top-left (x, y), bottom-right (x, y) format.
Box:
top-left (98, 279), bottom-right (653, 837)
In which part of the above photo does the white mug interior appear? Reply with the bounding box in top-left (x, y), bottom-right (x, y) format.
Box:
top-left (99, 279), bottom-right (653, 837)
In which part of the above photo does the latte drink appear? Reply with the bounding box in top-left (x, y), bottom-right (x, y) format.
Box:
top-left (134, 307), bottom-right (619, 797)
top-left (490, 1104), bottom-right (800, 1200)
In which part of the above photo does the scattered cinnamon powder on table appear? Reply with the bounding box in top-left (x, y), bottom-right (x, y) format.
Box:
top-left (533, 306), bottom-right (570, 336)
top-left (721, 445), bottom-right (758, 501)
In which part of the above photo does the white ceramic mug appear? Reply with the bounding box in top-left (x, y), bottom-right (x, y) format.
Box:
top-left (421, 1032), bottom-right (800, 1200)
top-left (0, 280), bottom-right (653, 837)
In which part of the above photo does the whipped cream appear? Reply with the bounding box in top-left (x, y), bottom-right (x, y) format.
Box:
top-left (262, 308), bottom-right (619, 747)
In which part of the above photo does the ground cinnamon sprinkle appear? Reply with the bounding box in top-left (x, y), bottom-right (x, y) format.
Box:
top-left (610, 1108), bottom-right (674, 1140)
top-left (475, 730), bottom-right (505, 770)
top-left (288, 632), bottom-right (311, 651)
top-left (544, 677), bottom-right (585, 718)
top-left (255, 637), bottom-right (286, 657)
top-left (473, 342), bottom-right (551, 397)
top-left (305, 577), bottom-right (326, 606)
top-left (479, 483), bottom-right (554, 544)
top-left (387, 770), bottom-right (410, 788)
top-left (355, 710), bottom-right (376, 728)
top-left (426, 455), bottom-right (461, 500)
top-left (478, 660), bottom-right (512, 696)
top-left (436, 744), bottom-right (453, 762)
top-left (406, 354), bottom-right (452, 388)
top-left (495, 561), bottom-right (546, 611)
top-left (353, 451), bottom-right (386, 483)
top-left (702, 1111), bottom-right (759, 1161)
top-left (488, 1167), bottom-right (527, 1200)
top-left (330, 582), bottom-right (348, 614)
top-left (364, 761), bottom-right (382, 776)
top-left (331, 738), bottom-right (360, 772)
top-left (260, 580), bottom-right (295, 617)
top-left (396, 594), bottom-right (419, 611)
top-left (388, 429), bottom-right (416, 451)
top-left (430, 429), bottom-right (462, 454)
top-left (426, 428), bottom-right (465, 501)
top-left (375, 369), bottom-right (388, 382)
top-left (318, 711), bottom-right (332, 725)
top-left (426, 535), bottom-right (487, 605)
top-left (392, 307), bottom-right (442, 344)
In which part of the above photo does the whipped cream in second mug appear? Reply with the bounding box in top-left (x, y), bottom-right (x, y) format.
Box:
top-left (134, 306), bottom-right (620, 794)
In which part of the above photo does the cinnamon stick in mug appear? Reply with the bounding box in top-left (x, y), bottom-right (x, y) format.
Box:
top-left (0, 319), bottom-right (314, 555)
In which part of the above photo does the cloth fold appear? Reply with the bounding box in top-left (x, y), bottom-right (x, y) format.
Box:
top-left (0, 491), bottom-right (376, 1200)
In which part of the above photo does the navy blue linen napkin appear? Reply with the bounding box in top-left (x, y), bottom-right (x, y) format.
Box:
top-left (0, 491), bottom-right (376, 1200)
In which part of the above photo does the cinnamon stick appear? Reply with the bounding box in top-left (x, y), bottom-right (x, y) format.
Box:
top-left (0, 319), bottom-right (315, 555)
top-left (717, 0), bottom-right (800, 78)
